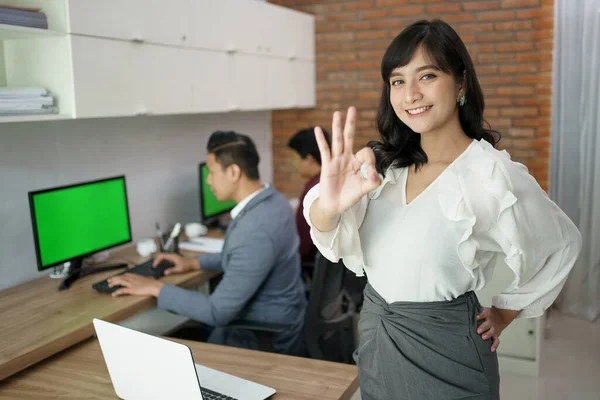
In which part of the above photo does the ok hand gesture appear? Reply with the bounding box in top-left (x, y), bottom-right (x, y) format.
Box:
top-left (313, 106), bottom-right (382, 220)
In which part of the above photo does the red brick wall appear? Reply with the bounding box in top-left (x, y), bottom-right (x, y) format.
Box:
top-left (269, 0), bottom-right (554, 197)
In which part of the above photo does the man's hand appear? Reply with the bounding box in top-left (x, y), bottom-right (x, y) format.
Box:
top-left (108, 273), bottom-right (165, 297)
top-left (153, 252), bottom-right (200, 276)
top-left (476, 307), bottom-right (520, 352)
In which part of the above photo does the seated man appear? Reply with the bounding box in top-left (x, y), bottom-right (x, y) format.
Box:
top-left (108, 131), bottom-right (307, 356)
top-left (288, 127), bottom-right (330, 264)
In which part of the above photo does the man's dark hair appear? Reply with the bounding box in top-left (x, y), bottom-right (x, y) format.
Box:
top-left (207, 131), bottom-right (260, 180)
top-left (287, 127), bottom-right (330, 166)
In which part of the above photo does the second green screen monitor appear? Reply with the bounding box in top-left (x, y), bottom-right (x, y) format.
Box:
top-left (199, 163), bottom-right (237, 220)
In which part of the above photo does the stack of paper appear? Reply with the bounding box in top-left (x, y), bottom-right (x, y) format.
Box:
top-left (0, 6), bottom-right (48, 29)
top-left (0, 87), bottom-right (57, 116)
top-left (179, 237), bottom-right (225, 254)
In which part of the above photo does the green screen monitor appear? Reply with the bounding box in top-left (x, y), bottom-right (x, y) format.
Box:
top-left (28, 176), bottom-right (132, 272)
top-left (199, 162), bottom-right (236, 224)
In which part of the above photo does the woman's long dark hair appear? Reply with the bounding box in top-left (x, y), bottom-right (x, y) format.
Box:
top-left (369, 19), bottom-right (500, 174)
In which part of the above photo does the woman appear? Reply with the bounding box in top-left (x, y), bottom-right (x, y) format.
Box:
top-left (304, 20), bottom-right (582, 399)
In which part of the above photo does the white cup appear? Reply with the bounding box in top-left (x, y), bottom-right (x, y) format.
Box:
top-left (136, 238), bottom-right (158, 257)
top-left (185, 222), bottom-right (208, 238)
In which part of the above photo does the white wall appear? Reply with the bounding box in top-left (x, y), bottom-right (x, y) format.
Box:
top-left (0, 111), bottom-right (272, 291)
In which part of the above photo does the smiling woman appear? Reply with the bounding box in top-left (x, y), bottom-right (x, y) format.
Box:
top-left (303, 19), bottom-right (582, 400)
top-left (371, 19), bottom-right (499, 174)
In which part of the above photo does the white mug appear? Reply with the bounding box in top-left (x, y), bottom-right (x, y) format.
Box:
top-left (185, 222), bottom-right (208, 238)
top-left (136, 238), bottom-right (158, 257)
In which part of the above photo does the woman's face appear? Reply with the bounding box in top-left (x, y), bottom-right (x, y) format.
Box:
top-left (388, 46), bottom-right (462, 136)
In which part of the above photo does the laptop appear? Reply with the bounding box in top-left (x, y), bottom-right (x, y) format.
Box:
top-left (93, 319), bottom-right (276, 400)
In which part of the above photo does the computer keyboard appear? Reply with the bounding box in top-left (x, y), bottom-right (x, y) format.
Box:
top-left (201, 387), bottom-right (237, 400)
top-left (92, 259), bottom-right (174, 294)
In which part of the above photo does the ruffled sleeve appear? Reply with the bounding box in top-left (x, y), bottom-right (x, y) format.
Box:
top-left (462, 141), bottom-right (582, 319)
top-left (302, 167), bottom-right (398, 277)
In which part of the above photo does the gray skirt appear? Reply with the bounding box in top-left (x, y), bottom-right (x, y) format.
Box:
top-left (355, 284), bottom-right (500, 400)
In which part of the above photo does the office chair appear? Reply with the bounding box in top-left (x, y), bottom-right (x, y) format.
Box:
top-left (342, 268), bottom-right (367, 309)
top-left (304, 252), bottom-right (366, 306)
top-left (304, 252), bottom-right (356, 363)
top-left (230, 252), bottom-right (358, 363)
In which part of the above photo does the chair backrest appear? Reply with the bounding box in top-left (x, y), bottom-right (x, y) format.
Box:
top-left (305, 252), bottom-right (355, 363)
top-left (307, 252), bottom-right (346, 319)
top-left (343, 268), bottom-right (367, 308)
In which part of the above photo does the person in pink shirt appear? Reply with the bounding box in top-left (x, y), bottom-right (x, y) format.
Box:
top-left (288, 127), bottom-right (331, 275)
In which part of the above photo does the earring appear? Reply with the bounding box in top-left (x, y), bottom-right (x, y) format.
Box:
top-left (457, 93), bottom-right (466, 107)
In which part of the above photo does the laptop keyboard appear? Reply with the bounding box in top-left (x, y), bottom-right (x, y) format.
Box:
top-left (201, 387), bottom-right (237, 400)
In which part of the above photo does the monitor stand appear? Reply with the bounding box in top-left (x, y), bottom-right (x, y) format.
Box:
top-left (53, 257), bottom-right (128, 291)
top-left (50, 262), bottom-right (73, 279)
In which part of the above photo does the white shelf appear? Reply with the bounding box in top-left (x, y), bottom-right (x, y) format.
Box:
top-left (0, 0), bottom-right (315, 121)
top-left (0, 23), bottom-right (63, 40)
top-left (0, 113), bottom-right (72, 123)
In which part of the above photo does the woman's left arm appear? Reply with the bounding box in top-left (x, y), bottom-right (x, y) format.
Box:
top-left (475, 156), bottom-right (582, 351)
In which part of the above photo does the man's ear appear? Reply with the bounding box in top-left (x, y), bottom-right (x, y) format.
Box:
top-left (228, 164), bottom-right (242, 181)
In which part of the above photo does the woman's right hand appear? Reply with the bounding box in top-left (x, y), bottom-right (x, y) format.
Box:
top-left (314, 106), bottom-right (382, 218)
top-left (153, 253), bottom-right (200, 276)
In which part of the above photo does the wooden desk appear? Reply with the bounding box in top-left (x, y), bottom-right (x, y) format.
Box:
top-left (0, 337), bottom-right (359, 399)
top-left (0, 231), bottom-right (223, 381)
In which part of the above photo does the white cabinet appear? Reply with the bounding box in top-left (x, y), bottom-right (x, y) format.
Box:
top-left (262, 3), bottom-right (315, 61)
top-left (142, 46), bottom-right (195, 116)
top-left (190, 0), bottom-right (314, 61)
top-left (0, 0), bottom-right (316, 123)
top-left (291, 12), bottom-right (316, 61)
top-left (67, 0), bottom-right (135, 42)
top-left (191, 50), bottom-right (230, 113)
top-left (231, 54), bottom-right (267, 111)
top-left (294, 60), bottom-right (316, 107)
top-left (70, 37), bottom-right (145, 118)
top-left (71, 37), bottom-right (196, 118)
top-left (136, 0), bottom-right (191, 47)
top-left (191, 0), bottom-right (263, 54)
top-left (266, 58), bottom-right (295, 110)
top-left (261, 3), bottom-right (293, 59)
top-left (67, 0), bottom-right (191, 47)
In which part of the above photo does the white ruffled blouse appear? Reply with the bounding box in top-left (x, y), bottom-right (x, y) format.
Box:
top-left (303, 139), bottom-right (582, 319)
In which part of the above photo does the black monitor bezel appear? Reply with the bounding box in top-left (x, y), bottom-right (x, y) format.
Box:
top-left (198, 162), bottom-right (235, 222)
top-left (28, 175), bottom-right (133, 271)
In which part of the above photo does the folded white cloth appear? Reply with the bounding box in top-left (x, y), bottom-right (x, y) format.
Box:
top-left (0, 87), bottom-right (48, 98)
top-left (0, 96), bottom-right (53, 107)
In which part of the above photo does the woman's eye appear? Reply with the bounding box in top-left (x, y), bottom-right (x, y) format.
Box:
top-left (391, 79), bottom-right (404, 86)
top-left (421, 74), bottom-right (436, 80)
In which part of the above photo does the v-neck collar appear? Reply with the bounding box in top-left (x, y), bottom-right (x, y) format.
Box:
top-left (402, 139), bottom-right (476, 206)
